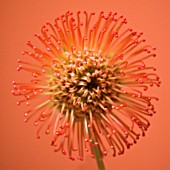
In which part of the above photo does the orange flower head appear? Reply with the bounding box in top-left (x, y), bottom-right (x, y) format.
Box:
top-left (12, 11), bottom-right (160, 161)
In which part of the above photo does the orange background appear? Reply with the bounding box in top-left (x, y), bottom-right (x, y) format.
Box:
top-left (1, 0), bottom-right (170, 170)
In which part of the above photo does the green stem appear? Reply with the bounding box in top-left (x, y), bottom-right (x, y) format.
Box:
top-left (92, 143), bottom-right (105, 170)
top-left (89, 129), bottom-right (105, 170)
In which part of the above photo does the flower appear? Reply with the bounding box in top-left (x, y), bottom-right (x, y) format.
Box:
top-left (12, 11), bottom-right (160, 161)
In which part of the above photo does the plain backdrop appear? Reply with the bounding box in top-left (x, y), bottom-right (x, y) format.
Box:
top-left (1, 0), bottom-right (170, 170)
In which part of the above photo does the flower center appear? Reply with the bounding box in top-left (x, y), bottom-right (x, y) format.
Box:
top-left (86, 76), bottom-right (98, 91)
top-left (50, 52), bottom-right (119, 120)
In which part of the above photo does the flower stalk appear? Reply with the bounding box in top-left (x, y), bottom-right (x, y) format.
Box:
top-left (93, 144), bottom-right (105, 170)
top-left (90, 129), bottom-right (105, 170)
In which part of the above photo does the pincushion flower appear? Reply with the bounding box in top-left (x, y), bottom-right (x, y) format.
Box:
top-left (12, 11), bottom-right (160, 169)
